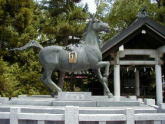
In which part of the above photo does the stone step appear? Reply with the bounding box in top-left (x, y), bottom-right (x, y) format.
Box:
top-left (97, 101), bottom-right (140, 107)
top-left (3, 99), bottom-right (141, 107)
top-left (9, 99), bottom-right (52, 106)
top-left (52, 101), bottom-right (97, 107)
top-left (52, 101), bottom-right (140, 107)
top-left (0, 105), bottom-right (157, 114)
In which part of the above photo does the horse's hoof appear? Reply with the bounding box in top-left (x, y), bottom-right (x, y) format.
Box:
top-left (57, 88), bottom-right (62, 92)
top-left (109, 94), bottom-right (113, 98)
top-left (107, 92), bottom-right (113, 98)
top-left (51, 93), bottom-right (56, 97)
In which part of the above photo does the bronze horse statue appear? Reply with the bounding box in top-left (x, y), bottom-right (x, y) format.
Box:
top-left (11, 18), bottom-right (113, 97)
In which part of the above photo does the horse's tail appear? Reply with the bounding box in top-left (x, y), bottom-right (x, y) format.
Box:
top-left (10, 40), bottom-right (43, 51)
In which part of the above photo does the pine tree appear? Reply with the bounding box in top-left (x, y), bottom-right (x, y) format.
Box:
top-left (0, 0), bottom-right (49, 96)
top-left (0, 58), bottom-right (19, 97)
top-left (40, 0), bottom-right (88, 46)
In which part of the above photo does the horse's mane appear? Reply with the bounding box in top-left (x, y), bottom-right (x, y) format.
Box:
top-left (81, 21), bottom-right (93, 43)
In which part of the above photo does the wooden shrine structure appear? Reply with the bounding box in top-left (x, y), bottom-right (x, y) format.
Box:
top-left (102, 11), bottom-right (165, 104)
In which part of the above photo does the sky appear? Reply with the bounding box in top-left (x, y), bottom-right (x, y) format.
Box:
top-left (80, 0), bottom-right (157, 14)
top-left (78, 0), bottom-right (96, 14)
top-left (36, 0), bottom-right (97, 14)
top-left (37, 0), bottom-right (156, 14)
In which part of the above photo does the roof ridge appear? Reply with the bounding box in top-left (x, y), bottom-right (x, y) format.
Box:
top-left (101, 16), bottom-right (165, 54)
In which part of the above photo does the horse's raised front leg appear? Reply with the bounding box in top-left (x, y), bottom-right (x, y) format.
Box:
top-left (97, 61), bottom-right (113, 98)
top-left (41, 68), bottom-right (62, 93)
top-left (97, 61), bottom-right (110, 77)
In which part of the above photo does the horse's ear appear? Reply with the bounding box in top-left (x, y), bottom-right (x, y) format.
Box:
top-left (89, 13), bottom-right (93, 18)
top-left (91, 14), bottom-right (96, 22)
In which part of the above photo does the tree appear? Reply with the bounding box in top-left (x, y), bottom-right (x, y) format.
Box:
top-left (0, 0), bottom-right (39, 49)
top-left (95, 0), bottom-right (112, 18)
top-left (0, 0), bottom-right (50, 97)
top-left (155, 0), bottom-right (165, 7)
top-left (0, 58), bottom-right (19, 97)
top-left (40, 0), bottom-right (88, 46)
top-left (105, 0), bottom-right (165, 39)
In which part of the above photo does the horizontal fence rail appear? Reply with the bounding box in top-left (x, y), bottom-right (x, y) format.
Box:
top-left (0, 106), bottom-right (165, 124)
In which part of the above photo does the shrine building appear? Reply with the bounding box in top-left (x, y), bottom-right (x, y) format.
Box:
top-left (101, 11), bottom-right (165, 104)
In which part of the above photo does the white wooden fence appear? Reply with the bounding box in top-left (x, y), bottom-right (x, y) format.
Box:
top-left (0, 106), bottom-right (165, 124)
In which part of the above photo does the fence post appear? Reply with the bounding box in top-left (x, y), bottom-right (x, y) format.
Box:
top-left (10, 107), bottom-right (20, 124)
top-left (126, 108), bottom-right (134, 124)
top-left (38, 120), bottom-right (45, 124)
top-left (65, 106), bottom-right (79, 124)
top-left (153, 121), bottom-right (161, 124)
top-left (99, 121), bottom-right (106, 124)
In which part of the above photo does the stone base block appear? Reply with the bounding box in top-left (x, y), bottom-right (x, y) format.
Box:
top-left (0, 94), bottom-right (143, 107)
top-left (128, 96), bottom-right (137, 100)
top-left (57, 92), bottom-right (92, 101)
top-left (144, 99), bottom-right (155, 106)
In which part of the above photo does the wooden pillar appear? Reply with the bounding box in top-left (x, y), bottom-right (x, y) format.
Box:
top-left (135, 70), bottom-right (140, 96)
top-left (155, 64), bottom-right (163, 104)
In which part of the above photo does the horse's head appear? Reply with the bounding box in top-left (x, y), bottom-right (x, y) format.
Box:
top-left (91, 19), bottom-right (110, 33)
top-left (82, 18), bottom-right (110, 48)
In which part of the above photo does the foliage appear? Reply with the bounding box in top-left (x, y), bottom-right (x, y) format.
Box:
top-left (0, 0), bottom-right (50, 97)
top-left (0, 58), bottom-right (19, 97)
top-left (105, 0), bottom-right (165, 40)
top-left (40, 0), bottom-right (88, 45)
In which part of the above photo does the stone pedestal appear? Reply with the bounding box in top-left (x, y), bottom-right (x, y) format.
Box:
top-left (0, 92), bottom-right (143, 107)
top-left (0, 93), bottom-right (161, 124)
top-left (57, 92), bottom-right (92, 101)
